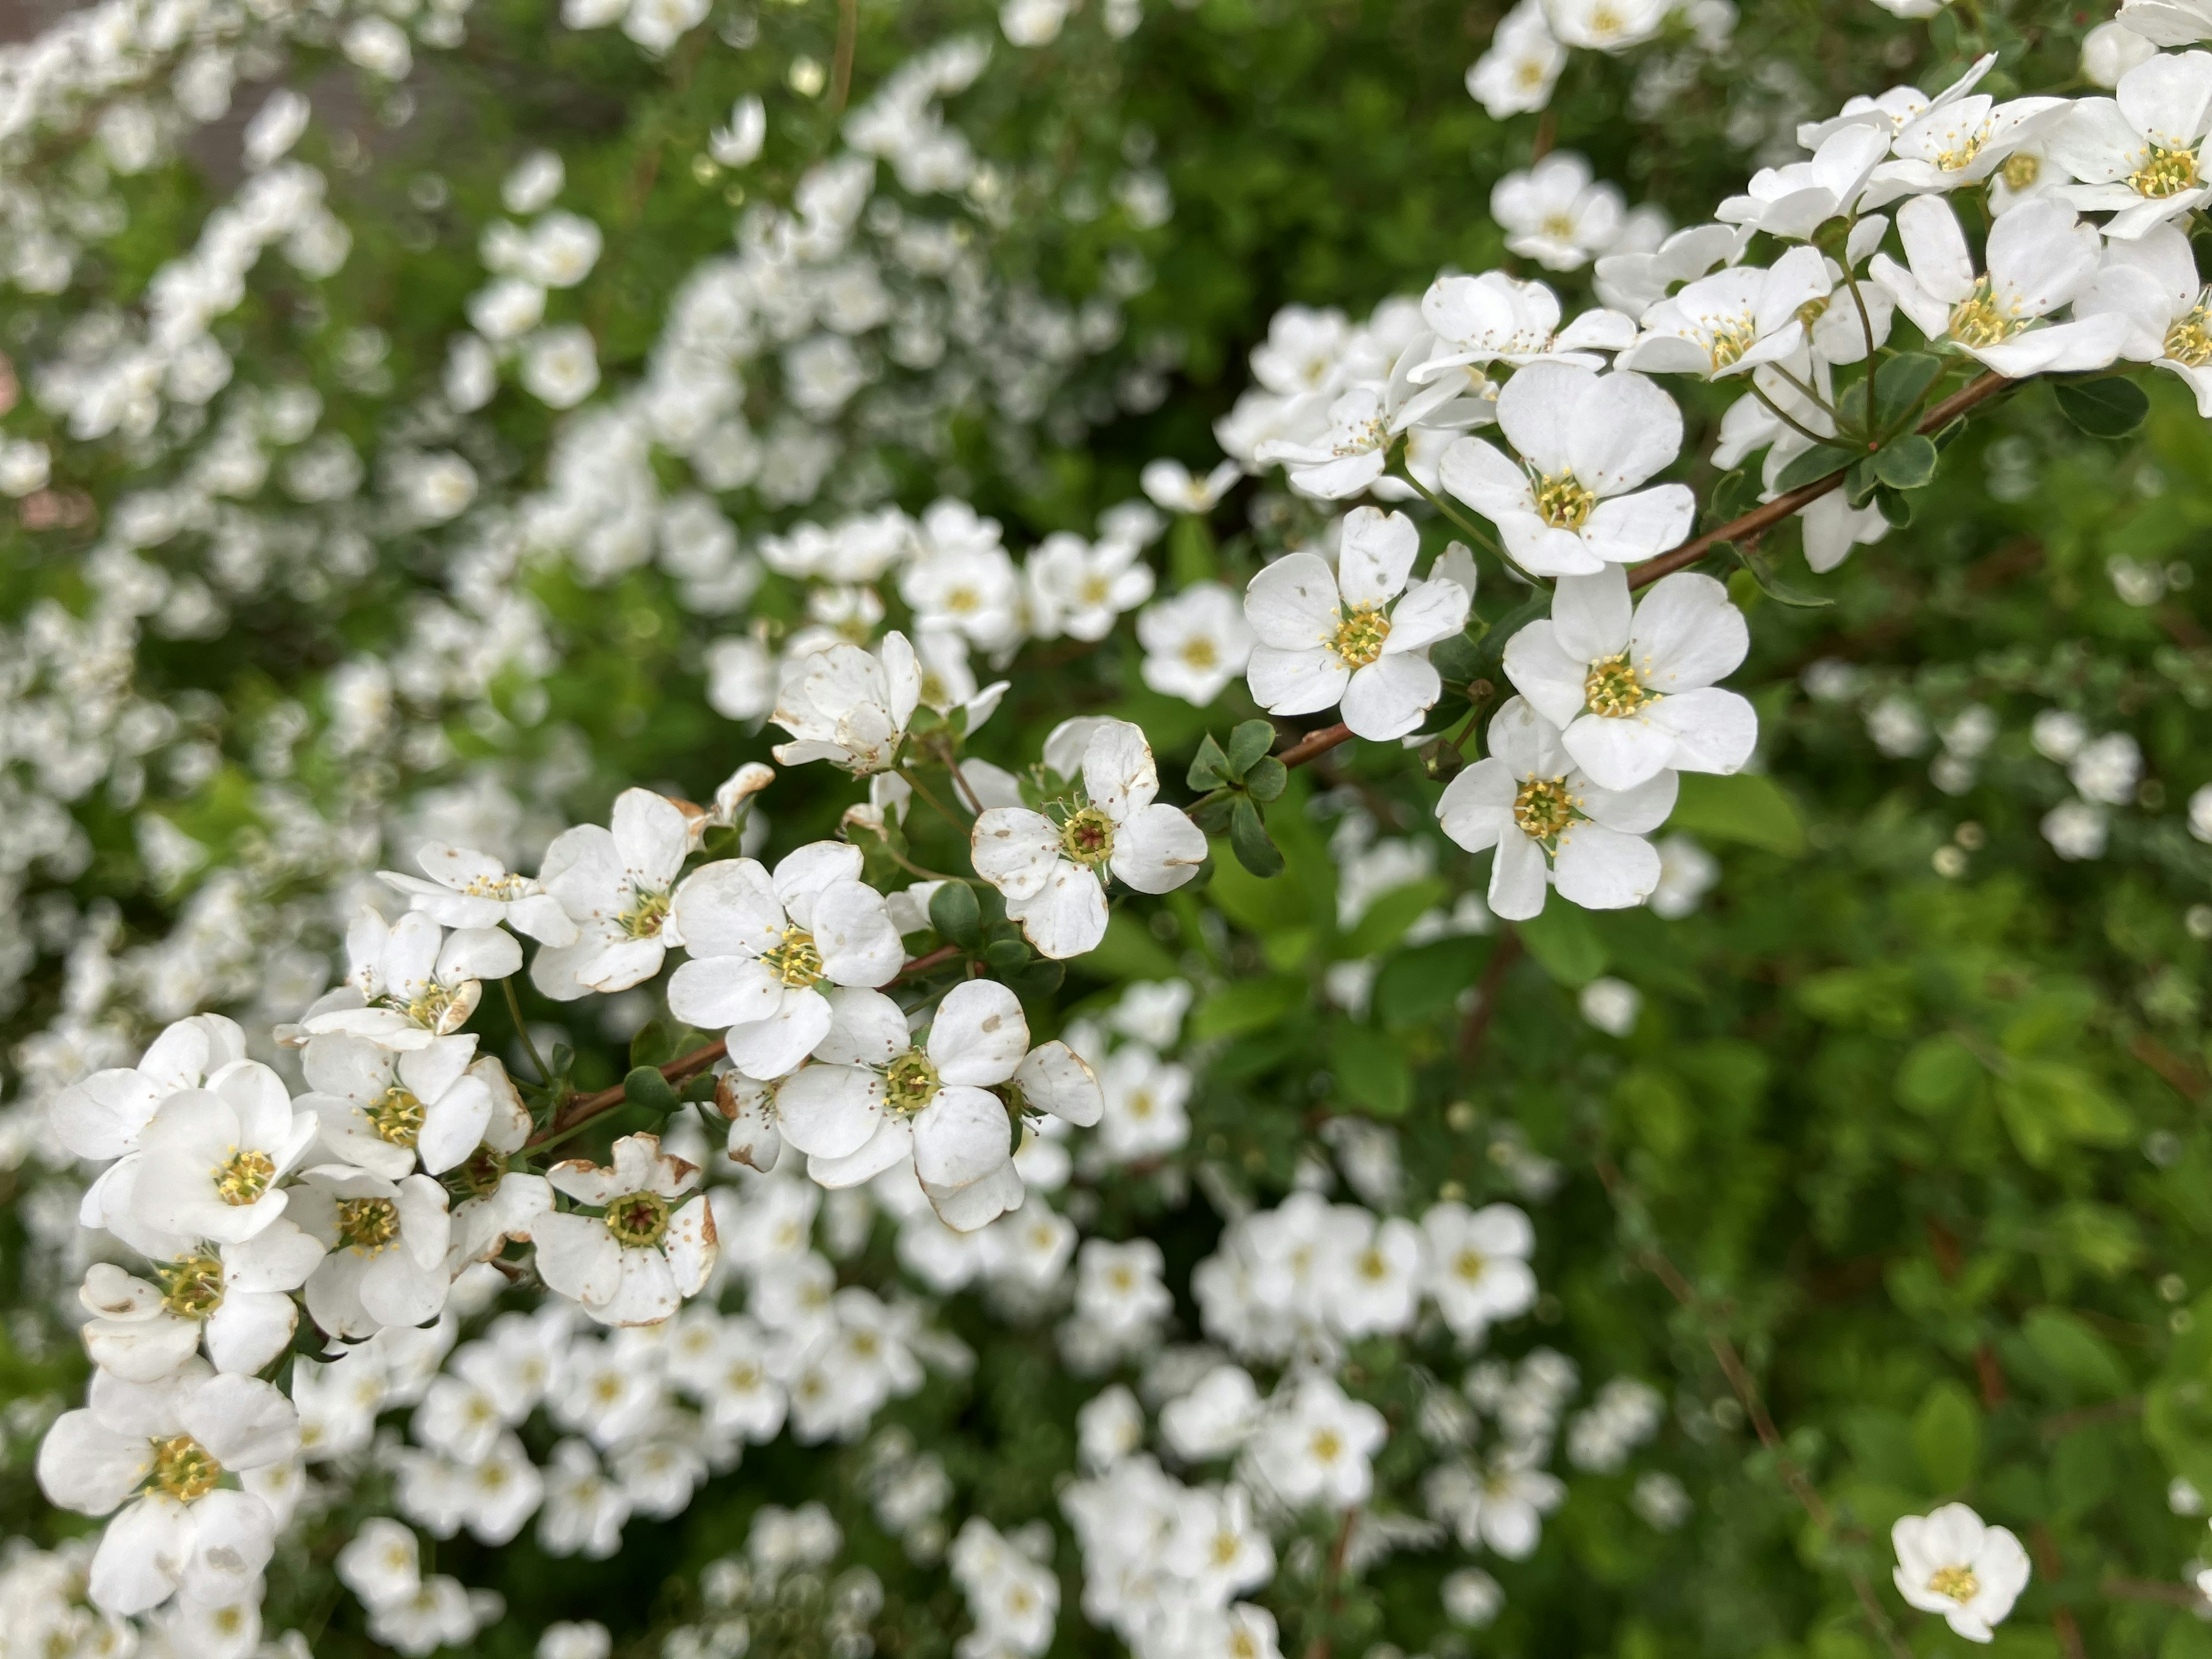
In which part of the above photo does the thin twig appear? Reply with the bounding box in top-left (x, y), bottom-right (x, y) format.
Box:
top-left (1456, 930), bottom-right (1521, 1065)
top-left (2104, 1577), bottom-right (2208, 1609)
top-left (1750, 380), bottom-right (1842, 452)
top-left (1627, 370), bottom-right (2011, 592)
top-left (1279, 723), bottom-right (1353, 768)
top-left (828, 0), bottom-right (858, 115)
top-left (1300, 1506), bottom-right (1361, 1659)
top-left (502, 976), bottom-right (551, 1085)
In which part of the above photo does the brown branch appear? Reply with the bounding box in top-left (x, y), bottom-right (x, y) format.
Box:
top-left (1279, 722), bottom-right (1353, 768)
top-left (1626, 370), bottom-right (2013, 592)
top-left (2131, 1032), bottom-right (2208, 1101)
top-left (521, 945), bottom-right (967, 1150)
top-left (2104, 1577), bottom-right (2208, 1609)
top-left (1300, 1506), bottom-right (1362, 1659)
top-left (827, 0), bottom-right (858, 115)
top-left (1594, 1156), bottom-right (1914, 1659)
top-left (1456, 930), bottom-right (1522, 1065)
top-left (2039, 1395), bottom-right (2142, 1440)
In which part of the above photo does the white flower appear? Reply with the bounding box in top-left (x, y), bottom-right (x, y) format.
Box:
top-left (1027, 532), bottom-right (1156, 642)
top-left (2077, 221), bottom-right (2212, 415)
top-left (2042, 799), bottom-right (2109, 859)
top-left (710, 96), bottom-right (767, 167)
top-left (535, 1133), bottom-right (718, 1325)
top-left (342, 16), bottom-right (412, 78)
top-left (300, 1033), bottom-right (495, 1178)
top-left (1491, 153), bottom-right (1624, 272)
top-left (1243, 506), bottom-right (1469, 739)
top-left (1416, 271), bottom-right (1633, 384)
top-left (2119, 0), bottom-right (2212, 46)
top-left (1137, 583), bottom-right (1256, 706)
top-left (1467, 1), bottom-right (1566, 119)
top-left (972, 718), bottom-right (1207, 959)
top-left (520, 325), bottom-right (600, 408)
top-left (1436, 696), bottom-right (1677, 920)
top-left (127, 1063), bottom-right (318, 1248)
top-left (1892, 1504), bottom-right (2031, 1643)
top-left (524, 213), bottom-right (603, 288)
top-left (1870, 196), bottom-right (2128, 375)
top-left (624, 0), bottom-right (709, 53)
top-left (379, 843), bottom-right (579, 946)
top-left (1442, 1567), bottom-right (1505, 1627)
top-left (338, 1517), bottom-right (423, 1609)
top-left (1253, 361), bottom-right (1488, 501)
top-left (1541, 0), bottom-right (1666, 49)
top-left (37, 1363), bottom-right (297, 1615)
top-left (1429, 1452), bottom-right (1566, 1558)
top-left (303, 909), bottom-right (520, 1048)
top-left (467, 276), bottom-right (545, 342)
top-left (503, 150), bottom-right (564, 212)
top-left (1252, 1376), bottom-right (1387, 1508)
top-left (291, 1168), bottom-right (454, 1338)
top-left (531, 789), bottom-right (692, 1001)
top-left (1421, 1201), bottom-right (1538, 1341)
top-left (1141, 458), bottom-right (1241, 514)
top-left (666, 843), bottom-right (904, 1078)
top-left (899, 501), bottom-right (1023, 653)
top-left (2050, 52), bottom-right (2212, 237)
top-left (54, 1013), bottom-right (245, 1203)
top-left (1502, 565), bottom-right (1756, 790)
top-left (1594, 222), bottom-right (1748, 316)
top-left (1717, 124), bottom-right (1892, 240)
top-left (78, 1224), bottom-right (324, 1380)
top-left (772, 630), bottom-right (925, 775)
top-left (1440, 365), bottom-right (1693, 577)
top-left (1620, 247), bottom-right (1832, 378)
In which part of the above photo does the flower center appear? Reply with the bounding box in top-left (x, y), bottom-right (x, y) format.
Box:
top-left (1453, 1247), bottom-right (1487, 1283)
top-left (1934, 129), bottom-right (1987, 173)
top-left (1795, 295), bottom-right (1830, 330)
top-left (147, 1432), bottom-right (221, 1502)
top-left (1310, 1428), bottom-right (1343, 1463)
top-left (1331, 605), bottom-right (1392, 668)
top-left (393, 983), bottom-right (461, 1031)
top-left (884, 1048), bottom-right (942, 1115)
top-left (1516, 57), bottom-right (1546, 88)
top-left (458, 1145), bottom-right (509, 1198)
top-left (1927, 1565), bottom-right (1980, 1603)
top-left (1584, 652), bottom-right (1653, 718)
top-left (1541, 212), bottom-right (1577, 242)
top-left (1332, 412), bottom-right (1389, 457)
top-left (1706, 317), bottom-right (1757, 370)
top-left (2167, 302), bottom-right (2212, 367)
top-left (366, 1086), bottom-right (424, 1147)
top-left (461, 874), bottom-right (529, 900)
top-left (157, 1254), bottom-right (226, 1319)
top-left (1181, 637), bottom-right (1219, 669)
top-left (1059, 806), bottom-right (1117, 866)
top-left (336, 1196), bottom-right (401, 1253)
top-left (1588, 1), bottom-right (1622, 33)
top-left (760, 925), bottom-right (824, 988)
top-left (1534, 471), bottom-right (1596, 531)
top-left (605, 1189), bottom-right (671, 1248)
top-left (214, 1148), bottom-right (276, 1206)
top-left (2000, 151), bottom-right (2040, 190)
top-left (2132, 142), bottom-right (2199, 199)
top-left (1947, 280), bottom-right (2015, 349)
top-left (1512, 775), bottom-right (1581, 846)
top-left (619, 888), bottom-right (672, 940)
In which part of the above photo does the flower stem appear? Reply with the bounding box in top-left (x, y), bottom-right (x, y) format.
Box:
top-left (502, 976), bottom-right (552, 1086)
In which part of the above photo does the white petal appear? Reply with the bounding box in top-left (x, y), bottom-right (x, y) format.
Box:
top-left (911, 1086), bottom-right (1014, 1189)
top-left (1109, 804), bottom-right (1209, 896)
top-left (1341, 655), bottom-right (1441, 740)
top-left (773, 1065), bottom-right (888, 1159)
top-left (970, 809), bottom-right (1063, 901)
top-left (1243, 553), bottom-right (1341, 651)
top-left (928, 980), bottom-right (1029, 1087)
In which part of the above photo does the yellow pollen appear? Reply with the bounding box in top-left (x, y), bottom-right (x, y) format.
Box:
top-left (946, 587), bottom-right (980, 613)
top-left (760, 925), bottom-right (824, 988)
top-left (1080, 575), bottom-right (1112, 605)
top-left (147, 1433), bottom-right (221, 1501)
top-left (1927, 1565), bottom-right (1980, 1603)
top-left (1541, 212), bottom-right (1577, 241)
top-left (619, 888), bottom-right (672, 941)
top-left (1589, 2), bottom-right (1622, 35)
top-left (1796, 295), bottom-right (1830, 330)
top-left (461, 874), bottom-right (529, 900)
top-left (1059, 805), bottom-right (1116, 866)
top-left (2000, 151), bottom-right (2040, 190)
top-left (2131, 142), bottom-right (2199, 199)
top-left (366, 1086), bottom-right (424, 1147)
top-left (1534, 472), bottom-right (1596, 531)
top-left (2166, 303), bottom-right (2212, 367)
top-left (214, 1148), bottom-right (275, 1207)
top-left (1516, 59), bottom-right (1545, 88)
top-left (1705, 318), bottom-right (1758, 370)
top-left (1331, 605), bottom-right (1392, 668)
top-left (1584, 652), bottom-right (1653, 718)
top-left (336, 1196), bottom-right (401, 1253)
top-left (1181, 637), bottom-right (1219, 669)
top-left (1454, 1248), bottom-right (1487, 1283)
top-left (605, 1189), bottom-right (671, 1248)
top-left (1948, 280), bottom-right (2015, 349)
top-left (1934, 130), bottom-right (1987, 173)
top-left (157, 1255), bottom-right (225, 1319)
top-left (884, 1048), bottom-right (941, 1115)
top-left (1310, 1428), bottom-right (1344, 1462)
top-left (1512, 775), bottom-right (1581, 845)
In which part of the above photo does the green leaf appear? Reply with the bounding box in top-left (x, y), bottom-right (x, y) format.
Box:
top-left (1331, 1023), bottom-right (1411, 1117)
top-left (1243, 755), bottom-right (1288, 804)
top-left (1911, 1380), bottom-right (1981, 1493)
top-left (677, 1072), bottom-right (721, 1104)
top-left (1518, 905), bottom-right (1608, 987)
top-left (1995, 1058), bottom-right (2133, 1166)
top-left (1191, 974), bottom-right (1306, 1041)
top-left (1007, 959), bottom-right (1065, 998)
top-left (1168, 512), bottom-right (1218, 587)
top-left (1187, 733), bottom-right (1232, 791)
top-left (1874, 484), bottom-right (1914, 527)
top-left (1872, 433), bottom-right (1938, 490)
top-left (1772, 441), bottom-right (1857, 495)
top-left (1896, 1035), bottom-right (1983, 1117)
top-left (928, 880), bottom-right (982, 948)
top-left (623, 1065), bottom-right (679, 1113)
top-left (1225, 719), bottom-right (1275, 777)
top-left (1339, 877), bottom-right (1449, 959)
top-left (1707, 466), bottom-right (1762, 525)
top-left (628, 1018), bottom-right (676, 1070)
top-left (984, 938), bottom-right (1030, 976)
top-left (2053, 374), bottom-right (2149, 438)
top-left (1844, 456), bottom-right (1881, 509)
top-left (1187, 791), bottom-right (1237, 835)
top-left (1228, 796), bottom-right (1285, 877)
top-left (2022, 1308), bottom-right (2132, 1400)
top-left (1068, 911), bottom-right (1183, 981)
top-left (1429, 627), bottom-right (1486, 686)
top-left (1870, 351), bottom-right (1944, 431)
top-left (1667, 772), bottom-right (1806, 857)
top-left (1732, 543), bottom-right (1834, 609)
top-left (1372, 937), bottom-right (1487, 1028)
top-left (1615, 1066), bottom-right (1692, 1157)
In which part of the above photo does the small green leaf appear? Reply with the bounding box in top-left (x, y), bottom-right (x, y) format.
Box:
top-left (2053, 374), bottom-right (2149, 438)
top-left (1243, 755), bottom-right (1288, 804)
top-left (1168, 512), bottom-right (1218, 587)
top-left (1896, 1035), bottom-right (1982, 1117)
top-left (1668, 772), bottom-right (1806, 856)
top-left (629, 1018), bottom-right (676, 1070)
top-left (1187, 790), bottom-right (1237, 834)
top-left (928, 880), bottom-right (982, 948)
top-left (1872, 433), bottom-right (1939, 490)
top-left (1706, 466), bottom-right (1762, 524)
top-left (1732, 543), bottom-right (1834, 609)
top-left (1912, 1380), bottom-right (1981, 1493)
top-left (1228, 797), bottom-right (1285, 878)
top-left (1429, 627), bottom-right (1486, 686)
top-left (1517, 905), bottom-right (1608, 987)
top-left (984, 938), bottom-right (1030, 976)
top-left (1331, 1024), bottom-right (1412, 1118)
top-left (1191, 974), bottom-right (1306, 1041)
top-left (1007, 959), bottom-right (1065, 998)
top-left (1187, 733), bottom-right (1232, 791)
top-left (1225, 719), bottom-right (1275, 777)
top-left (623, 1065), bottom-right (679, 1112)
top-left (1874, 484), bottom-right (1915, 527)
top-left (1772, 441), bottom-right (1857, 495)
top-left (1843, 456), bottom-right (1881, 509)
top-left (1870, 351), bottom-right (1944, 431)
top-left (678, 1072), bottom-right (721, 1104)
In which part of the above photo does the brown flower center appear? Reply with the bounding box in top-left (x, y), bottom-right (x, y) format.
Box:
top-left (605, 1189), bottom-right (671, 1249)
